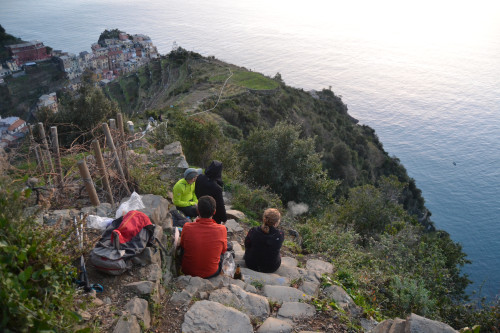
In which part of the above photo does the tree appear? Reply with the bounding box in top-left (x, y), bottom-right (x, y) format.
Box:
top-left (336, 176), bottom-right (410, 240)
top-left (239, 121), bottom-right (336, 207)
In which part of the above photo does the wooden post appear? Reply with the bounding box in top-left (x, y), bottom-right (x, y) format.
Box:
top-left (35, 145), bottom-right (47, 179)
top-left (102, 122), bottom-right (131, 196)
top-left (37, 123), bottom-right (54, 184)
top-left (117, 113), bottom-right (129, 180)
top-left (77, 159), bottom-right (100, 206)
top-left (92, 139), bottom-right (115, 206)
top-left (50, 126), bottom-right (64, 189)
top-left (109, 118), bottom-right (116, 130)
top-left (29, 125), bottom-right (43, 175)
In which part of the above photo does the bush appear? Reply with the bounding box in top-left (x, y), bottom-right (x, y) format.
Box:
top-left (229, 181), bottom-right (283, 220)
top-left (172, 116), bottom-right (223, 168)
top-left (0, 184), bottom-right (79, 331)
top-left (238, 122), bottom-right (337, 208)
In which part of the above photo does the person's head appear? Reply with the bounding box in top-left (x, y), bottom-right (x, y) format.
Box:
top-left (184, 168), bottom-right (201, 184)
top-left (197, 195), bottom-right (216, 218)
top-left (261, 208), bottom-right (281, 234)
top-left (205, 160), bottom-right (223, 185)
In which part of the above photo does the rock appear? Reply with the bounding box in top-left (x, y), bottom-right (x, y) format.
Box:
top-left (209, 284), bottom-right (270, 318)
top-left (170, 289), bottom-right (193, 305)
top-left (281, 257), bottom-right (298, 267)
top-left (277, 301), bottom-right (316, 323)
top-left (186, 276), bottom-right (216, 294)
top-left (81, 203), bottom-right (113, 217)
top-left (360, 318), bottom-right (378, 332)
top-left (305, 259), bottom-right (333, 275)
top-left (131, 247), bottom-right (161, 266)
top-left (323, 285), bottom-right (355, 311)
top-left (123, 281), bottom-right (156, 296)
top-left (181, 300), bottom-right (253, 333)
top-left (163, 141), bottom-right (183, 156)
top-left (162, 270), bottom-right (173, 285)
top-left (124, 297), bottom-right (151, 329)
top-left (226, 209), bottom-right (245, 221)
top-left (139, 194), bottom-right (171, 228)
top-left (408, 313), bottom-right (457, 333)
top-left (138, 263), bottom-right (162, 282)
top-left (263, 285), bottom-right (311, 303)
top-left (43, 209), bottom-right (77, 226)
top-left (113, 314), bottom-right (141, 333)
top-left (225, 219), bottom-right (243, 233)
top-left (275, 264), bottom-right (304, 280)
top-left (299, 281), bottom-right (320, 297)
top-left (257, 317), bottom-right (293, 333)
top-left (240, 267), bottom-right (289, 286)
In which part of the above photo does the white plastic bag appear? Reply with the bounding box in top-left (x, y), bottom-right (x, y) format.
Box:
top-left (115, 191), bottom-right (145, 218)
top-left (87, 215), bottom-right (114, 230)
top-left (221, 251), bottom-right (236, 277)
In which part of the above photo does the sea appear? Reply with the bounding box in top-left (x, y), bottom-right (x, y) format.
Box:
top-left (1, 0), bottom-right (499, 300)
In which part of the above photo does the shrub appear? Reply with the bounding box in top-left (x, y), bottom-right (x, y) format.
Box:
top-left (229, 181), bottom-right (282, 220)
top-left (0, 184), bottom-right (79, 331)
top-left (238, 121), bottom-right (337, 208)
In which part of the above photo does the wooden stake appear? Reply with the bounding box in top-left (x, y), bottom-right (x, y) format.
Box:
top-left (77, 159), bottom-right (100, 206)
top-left (117, 113), bottom-right (129, 180)
top-left (50, 126), bottom-right (64, 189)
top-left (102, 122), bottom-right (131, 195)
top-left (37, 123), bottom-right (54, 184)
top-left (92, 139), bottom-right (115, 206)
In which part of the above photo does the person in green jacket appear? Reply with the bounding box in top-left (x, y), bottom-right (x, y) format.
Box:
top-left (173, 168), bottom-right (201, 218)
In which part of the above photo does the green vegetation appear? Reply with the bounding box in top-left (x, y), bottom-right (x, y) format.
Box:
top-left (97, 28), bottom-right (123, 46)
top-left (230, 70), bottom-right (279, 90)
top-left (0, 24), bottom-right (23, 60)
top-left (0, 182), bottom-right (79, 331)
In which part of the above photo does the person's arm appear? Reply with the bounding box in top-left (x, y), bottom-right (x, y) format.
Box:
top-left (219, 226), bottom-right (227, 254)
top-left (215, 187), bottom-right (227, 222)
top-left (173, 182), bottom-right (192, 207)
top-left (244, 229), bottom-right (253, 249)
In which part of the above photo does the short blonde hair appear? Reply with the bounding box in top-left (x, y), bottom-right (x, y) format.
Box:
top-left (261, 208), bottom-right (281, 234)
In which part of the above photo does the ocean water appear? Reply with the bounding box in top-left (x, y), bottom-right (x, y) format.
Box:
top-left (2, 0), bottom-right (499, 299)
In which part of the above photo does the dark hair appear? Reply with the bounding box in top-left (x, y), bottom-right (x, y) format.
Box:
top-left (197, 195), bottom-right (216, 218)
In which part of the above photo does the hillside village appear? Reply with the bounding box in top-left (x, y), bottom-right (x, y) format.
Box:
top-left (0, 30), bottom-right (158, 148)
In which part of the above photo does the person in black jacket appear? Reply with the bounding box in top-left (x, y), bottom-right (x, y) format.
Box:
top-left (195, 160), bottom-right (227, 224)
top-left (244, 208), bottom-right (284, 273)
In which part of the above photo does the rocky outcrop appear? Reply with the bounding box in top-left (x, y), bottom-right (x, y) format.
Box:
top-left (369, 313), bottom-right (458, 333)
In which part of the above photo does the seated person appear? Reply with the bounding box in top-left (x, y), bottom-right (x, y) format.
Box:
top-left (180, 195), bottom-right (228, 278)
top-left (244, 208), bottom-right (284, 273)
top-left (195, 160), bottom-right (227, 224)
top-left (173, 168), bottom-right (201, 218)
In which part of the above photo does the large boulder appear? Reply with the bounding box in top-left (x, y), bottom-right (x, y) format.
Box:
top-left (181, 300), bottom-right (253, 333)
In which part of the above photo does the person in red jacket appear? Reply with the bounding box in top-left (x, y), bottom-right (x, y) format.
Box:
top-left (180, 195), bottom-right (227, 278)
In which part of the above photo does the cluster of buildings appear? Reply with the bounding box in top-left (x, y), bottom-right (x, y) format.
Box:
top-left (0, 31), bottom-right (158, 147)
top-left (55, 32), bottom-right (158, 82)
top-left (0, 116), bottom-right (28, 149)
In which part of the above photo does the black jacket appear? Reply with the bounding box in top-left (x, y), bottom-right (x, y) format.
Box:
top-left (244, 226), bottom-right (284, 273)
top-left (195, 161), bottom-right (227, 224)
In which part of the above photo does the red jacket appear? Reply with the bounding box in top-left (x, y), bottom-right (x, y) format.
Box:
top-left (180, 217), bottom-right (227, 278)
